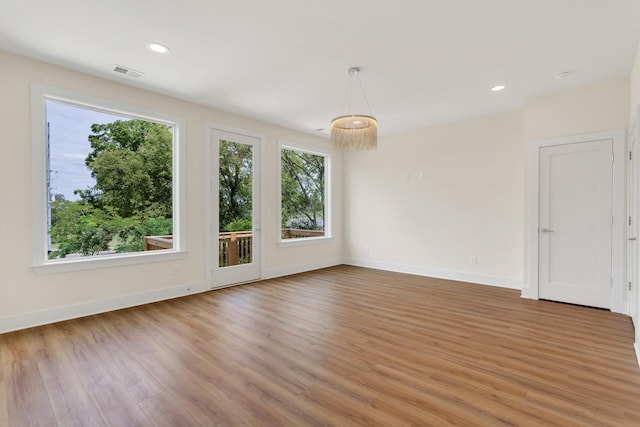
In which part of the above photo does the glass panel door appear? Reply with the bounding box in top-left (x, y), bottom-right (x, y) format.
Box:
top-left (212, 130), bottom-right (260, 286)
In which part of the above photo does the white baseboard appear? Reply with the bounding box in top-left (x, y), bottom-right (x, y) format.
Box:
top-left (262, 258), bottom-right (343, 281)
top-left (344, 258), bottom-right (523, 290)
top-left (520, 287), bottom-right (536, 299)
top-left (0, 281), bottom-right (209, 334)
top-left (0, 259), bottom-right (521, 334)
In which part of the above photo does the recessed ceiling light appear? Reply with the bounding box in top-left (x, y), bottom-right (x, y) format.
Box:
top-left (147, 42), bottom-right (169, 54)
top-left (491, 85), bottom-right (506, 92)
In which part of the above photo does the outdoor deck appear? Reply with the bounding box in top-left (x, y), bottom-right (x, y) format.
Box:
top-left (144, 229), bottom-right (324, 266)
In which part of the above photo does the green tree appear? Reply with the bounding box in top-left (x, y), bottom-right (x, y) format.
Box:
top-left (281, 149), bottom-right (325, 230)
top-left (219, 140), bottom-right (253, 231)
top-left (79, 120), bottom-right (173, 218)
top-left (49, 199), bottom-right (120, 258)
top-left (49, 119), bottom-right (173, 258)
top-left (114, 216), bottom-right (173, 253)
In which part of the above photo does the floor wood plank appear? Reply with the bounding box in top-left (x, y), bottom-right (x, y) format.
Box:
top-left (1, 265), bottom-right (639, 426)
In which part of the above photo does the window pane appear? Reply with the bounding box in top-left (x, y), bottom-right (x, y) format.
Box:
top-left (219, 140), bottom-right (253, 267)
top-left (281, 148), bottom-right (326, 239)
top-left (46, 100), bottom-right (174, 259)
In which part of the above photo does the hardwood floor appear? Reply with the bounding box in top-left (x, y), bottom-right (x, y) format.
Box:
top-left (1, 265), bottom-right (639, 426)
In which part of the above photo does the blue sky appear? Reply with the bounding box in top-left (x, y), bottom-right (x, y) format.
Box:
top-left (46, 101), bottom-right (126, 200)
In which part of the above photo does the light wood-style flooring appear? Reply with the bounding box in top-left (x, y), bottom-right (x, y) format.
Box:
top-left (1, 265), bottom-right (639, 426)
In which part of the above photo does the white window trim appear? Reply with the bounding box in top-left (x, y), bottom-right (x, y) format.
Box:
top-left (30, 84), bottom-right (186, 274)
top-left (277, 141), bottom-right (332, 246)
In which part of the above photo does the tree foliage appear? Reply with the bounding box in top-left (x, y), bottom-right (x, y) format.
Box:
top-left (49, 120), bottom-right (327, 258)
top-left (49, 119), bottom-right (173, 259)
top-left (78, 120), bottom-right (173, 218)
top-left (49, 200), bottom-right (120, 258)
top-left (219, 140), bottom-right (253, 231)
top-left (216, 143), bottom-right (326, 235)
top-left (281, 149), bottom-right (325, 231)
top-left (114, 216), bottom-right (173, 253)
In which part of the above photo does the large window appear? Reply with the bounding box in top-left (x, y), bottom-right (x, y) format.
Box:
top-left (32, 85), bottom-right (184, 272)
top-left (279, 145), bottom-right (330, 242)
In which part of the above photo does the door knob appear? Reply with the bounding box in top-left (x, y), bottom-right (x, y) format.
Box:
top-left (540, 228), bottom-right (554, 233)
top-left (629, 237), bottom-right (637, 241)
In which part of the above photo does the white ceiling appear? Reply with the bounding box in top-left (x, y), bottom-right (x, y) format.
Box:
top-left (2, 0), bottom-right (640, 137)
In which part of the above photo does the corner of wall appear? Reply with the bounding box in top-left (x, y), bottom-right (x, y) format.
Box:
top-left (630, 41), bottom-right (640, 119)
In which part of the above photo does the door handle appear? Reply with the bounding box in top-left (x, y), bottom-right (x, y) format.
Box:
top-left (629, 237), bottom-right (637, 241)
top-left (540, 228), bottom-right (554, 233)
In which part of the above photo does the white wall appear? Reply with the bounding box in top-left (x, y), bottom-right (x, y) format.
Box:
top-left (343, 76), bottom-right (630, 293)
top-left (344, 110), bottom-right (524, 288)
top-left (523, 77), bottom-right (629, 142)
top-left (0, 51), bottom-right (343, 332)
top-left (522, 77), bottom-right (630, 295)
top-left (631, 43), bottom-right (640, 121)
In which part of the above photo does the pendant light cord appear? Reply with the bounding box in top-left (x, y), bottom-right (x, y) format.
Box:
top-left (338, 67), bottom-right (374, 116)
top-left (356, 74), bottom-right (374, 116)
top-left (340, 74), bottom-right (355, 115)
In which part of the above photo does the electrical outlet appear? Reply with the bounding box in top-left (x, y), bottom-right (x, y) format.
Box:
top-left (470, 256), bottom-right (478, 265)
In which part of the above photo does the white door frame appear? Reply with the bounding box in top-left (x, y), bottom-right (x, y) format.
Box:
top-left (628, 113), bottom-right (638, 325)
top-left (631, 107), bottom-right (640, 367)
top-left (204, 123), bottom-right (266, 289)
top-left (525, 130), bottom-right (626, 314)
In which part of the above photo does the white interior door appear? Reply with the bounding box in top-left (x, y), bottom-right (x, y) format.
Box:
top-left (212, 129), bottom-right (261, 287)
top-left (538, 139), bottom-right (613, 309)
top-left (629, 118), bottom-right (639, 326)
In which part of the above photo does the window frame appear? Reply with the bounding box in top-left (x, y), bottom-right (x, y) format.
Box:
top-left (277, 141), bottom-right (332, 246)
top-left (30, 84), bottom-right (186, 274)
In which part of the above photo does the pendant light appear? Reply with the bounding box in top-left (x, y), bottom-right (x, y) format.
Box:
top-left (330, 67), bottom-right (377, 150)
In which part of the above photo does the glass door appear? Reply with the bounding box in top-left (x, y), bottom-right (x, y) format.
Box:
top-left (212, 130), bottom-right (260, 286)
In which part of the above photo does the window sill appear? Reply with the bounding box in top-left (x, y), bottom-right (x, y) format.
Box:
top-left (32, 250), bottom-right (187, 275)
top-left (278, 236), bottom-right (333, 248)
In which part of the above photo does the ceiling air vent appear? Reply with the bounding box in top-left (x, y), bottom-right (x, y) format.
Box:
top-left (113, 65), bottom-right (144, 78)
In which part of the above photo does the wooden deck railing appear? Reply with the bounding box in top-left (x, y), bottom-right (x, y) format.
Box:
top-left (143, 235), bottom-right (173, 251)
top-left (281, 229), bottom-right (324, 239)
top-left (218, 231), bottom-right (253, 267)
top-left (144, 229), bottom-right (325, 267)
